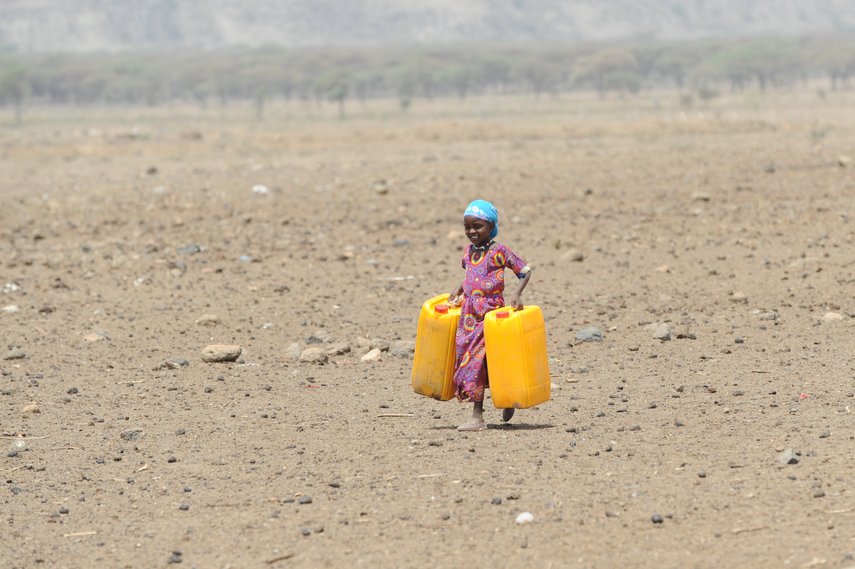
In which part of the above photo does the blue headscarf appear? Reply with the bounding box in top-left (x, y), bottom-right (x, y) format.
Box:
top-left (464, 199), bottom-right (499, 239)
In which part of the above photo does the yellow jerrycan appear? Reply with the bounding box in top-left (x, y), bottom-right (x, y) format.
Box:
top-left (484, 306), bottom-right (550, 409)
top-left (412, 294), bottom-right (461, 400)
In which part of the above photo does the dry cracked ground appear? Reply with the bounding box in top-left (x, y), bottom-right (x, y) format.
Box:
top-left (2, 91), bottom-right (855, 568)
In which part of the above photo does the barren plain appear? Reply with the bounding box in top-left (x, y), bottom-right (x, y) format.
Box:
top-left (2, 91), bottom-right (855, 568)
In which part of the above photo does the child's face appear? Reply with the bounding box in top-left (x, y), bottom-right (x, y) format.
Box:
top-left (463, 215), bottom-right (493, 247)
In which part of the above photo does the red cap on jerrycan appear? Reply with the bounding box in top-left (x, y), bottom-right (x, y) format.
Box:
top-left (435, 304), bottom-right (449, 314)
top-left (496, 311), bottom-right (510, 319)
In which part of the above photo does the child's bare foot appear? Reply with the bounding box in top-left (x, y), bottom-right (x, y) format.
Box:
top-left (457, 417), bottom-right (486, 431)
top-left (502, 408), bottom-right (515, 422)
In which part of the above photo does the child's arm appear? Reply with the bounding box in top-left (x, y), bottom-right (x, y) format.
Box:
top-left (508, 267), bottom-right (533, 310)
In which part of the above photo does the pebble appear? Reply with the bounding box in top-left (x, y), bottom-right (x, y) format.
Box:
top-left (491, 497), bottom-right (502, 505)
top-left (389, 340), bottom-right (416, 358)
top-left (1, 304), bottom-right (19, 313)
top-left (9, 439), bottom-right (27, 453)
top-left (285, 342), bottom-right (302, 360)
top-left (778, 448), bottom-right (799, 465)
top-left (730, 291), bottom-right (748, 303)
top-left (120, 429), bottom-right (144, 441)
top-left (195, 314), bottom-right (219, 326)
top-left (698, 470), bottom-right (707, 478)
top-left (298, 347), bottom-right (329, 365)
top-left (300, 528), bottom-right (312, 537)
top-left (67, 387), bottom-right (79, 394)
top-left (823, 312), bottom-right (844, 322)
top-left (360, 348), bottom-right (382, 362)
top-left (59, 507), bottom-right (69, 514)
top-left (21, 403), bottom-right (40, 414)
top-left (651, 513), bottom-right (664, 524)
top-left (155, 358), bottom-right (190, 370)
top-left (353, 336), bottom-right (372, 355)
top-left (370, 338), bottom-right (390, 352)
top-left (3, 348), bottom-right (26, 360)
top-left (325, 342), bottom-right (351, 356)
top-left (83, 331), bottom-right (109, 342)
top-left (561, 249), bottom-right (584, 262)
top-left (201, 344), bottom-right (242, 363)
top-left (306, 329), bottom-right (332, 344)
top-left (575, 326), bottom-right (603, 343)
top-left (652, 324), bottom-right (671, 341)
top-left (819, 431), bottom-right (831, 439)
top-left (515, 512), bottom-right (534, 524)
top-left (298, 495), bottom-right (313, 505)
top-left (177, 244), bottom-right (203, 255)
top-left (167, 552), bottom-right (183, 564)
top-left (178, 503), bottom-right (190, 511)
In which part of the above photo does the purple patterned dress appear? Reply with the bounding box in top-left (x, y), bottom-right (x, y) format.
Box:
top-left (454, 242), bottom-right (529, 402)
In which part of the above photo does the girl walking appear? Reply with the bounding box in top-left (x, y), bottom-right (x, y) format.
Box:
top-left (448, 199), bottom-right (533, 431)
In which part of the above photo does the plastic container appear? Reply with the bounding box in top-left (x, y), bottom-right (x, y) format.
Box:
top-left (412, 294), bottom-right (461, 400)
top-left (484, 306), bottom-right (550, 409)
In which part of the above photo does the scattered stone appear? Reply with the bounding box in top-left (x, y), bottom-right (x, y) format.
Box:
top-left (360, 348), bottom-right (383, 362)
top-left (575, 326), bottom-right (603, 343)
top-left (823, 312), bottom-right (844, 322)
top-left (839, 156), bottom-right (853, 168)
top-left (167, 551), bottom-right (183, 564)
top-left (698, 470), bottom-right (707, 478)
top-left (353, 336), bottom-right (372, 355)
top-left (778, 448), bottom-right (799, 465)
top-left (9, 440), bottom-right (27, 453)
top-left (515, 512), bottom-right (534, 524)
top-left (691, 191), bottom-right (711, 202)
top-left (654, 264), bottom-right (671, 273)
top-left (651, 514), bottom-right (664, 524)
top-left (83, 331), bottom-right (109, 342)
top-left (734, 336), bottom-right (744, 344)
top-left (120, 429), bottom-right (144, 441)
top-left (195, 314), bottom-right (219, 326)
top-left (652, 324), bottom-right (671, 341)
top-left (155, 358), bottom-right (190, 371)
top-left (819, 431), bottom-right (831, 439)
top-left (605, 511), bottom-right (619, 518)
top-left (325, 342), bottom-right (351, 356)
top-left (299, 347), bottom-right (329, 365)
top-left (491, 497), bottom-right (502, 505)
top-left (389, 340), bottom-right (416, 358)
top-left (177, 244), bottom-right (203, 255)
top-left (729, 291), bottom-right (748, 303)
top-left (1, 305), bottom-right (19, 313)
top-left (813, 489), bottom-right (826, 498)
top-left (21, 403), bottom-right (40, 414)
top-left (59, 507), bottom-right (69, 514)
top-left (201, 344), bottom-right (242, 363)
top-left (306, 329), bottom-right (332, 344)
top-left (628, 425), bottom-right (641, 432)
top-left (562, 249), bottom-right (584, 262)
top-left (286, 343), bottom-right (302, 360)
top-left (3, 348), bottom-right (25, 360)
top-left (67, 387), bottom-right (79, 394)
top-left (178, 503), bottom-right (190, 511)
top-left (370, 338), bottom-right (390, 352)
top-left (298, 495), bottom-right (313, 505)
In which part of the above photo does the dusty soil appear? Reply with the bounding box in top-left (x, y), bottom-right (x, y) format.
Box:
top-left (2, 92), bottom-right (855, 569)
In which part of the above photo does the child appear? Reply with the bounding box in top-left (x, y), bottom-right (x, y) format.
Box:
top-left (448, 199), bottom-right (533, 431)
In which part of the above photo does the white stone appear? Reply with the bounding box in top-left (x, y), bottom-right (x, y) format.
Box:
top-left (361, 348), bottom-right (382, 362)
top-left (201, 344), bottom-right (242, 363)
top-left (515, 512), bottom-right (534, 524)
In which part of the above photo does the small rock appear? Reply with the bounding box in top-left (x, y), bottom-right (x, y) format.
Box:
top-left (201, 344), bottom-right (242, 363)
top-left (823, 312), bottom-right (844, 322)
top-left (515, 512), bottom-right (534, 524)
top-left (353, 336), bottom-right (372, 355)
top-left (120, 429), bottom-right (144, 441)
top-left (83, 331), bottom-right (109, 342)
top-left (155, 358), bottom-right (190, 370)
top-left (813, 489), bottom-right (826, 498)
top-left (3, 348), bottom-right (25, 360)
top-left (697, 470), bottom-right (706, 478)
top-left (370, 338), bottom-right (390, 352)
top-left (298, 495), bottom-right (313, 505)
top-left (177, 244), bottom-right (203, 255)
top-left (1, 304), bottom-right (19, 313)
top-left (729, 291), bottom-right (748, 303)
top-left (651, 514), bottom-right (664, 524)
top-left (285, 342), bottom-right (302, 360)
top-left (325, 342), bottom-right (351, 356)
top-left (195, 314), bottom-right (219, 326)
top-left (389, 340), bottom-right (416, 358)
top-left (491, 497), bottom-right (502, 505)
top-left (299, 347), bottom-right (329, 365)
top-left (561, 249), bottom-right (584, 262)
top-left (654, 264), bottom-right (671, 273)
top-left (575, 326), bottom-right (603, 343)
top-left (178, 503), bottom-right (190, 511)
top-left (306, 329), bottom-right (332, 344)
top-left (838, 156), bottom-right (853, 168)
top-left (819, 431), bottom-right (831, 439)
top-left (9, 439), bottom-right (27, 453)
top-left (360, 348), bottom-right (382, 362)
top-left (691, 191), bottom-right (711, 202)
top-left (652, 324), bottom-right (671, 341)
top-left (21, 403), bottom-right (40, 414)
top-left (778, 448), bottom-right (799, 465)
top-left (67, 387), bottom-right (79, 394)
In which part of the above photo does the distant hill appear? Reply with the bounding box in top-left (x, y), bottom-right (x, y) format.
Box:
top-left (2, 0), bottom-right (855, 53)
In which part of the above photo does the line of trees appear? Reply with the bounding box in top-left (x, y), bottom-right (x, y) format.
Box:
top-left (1, 36), bottom-right (855, 122)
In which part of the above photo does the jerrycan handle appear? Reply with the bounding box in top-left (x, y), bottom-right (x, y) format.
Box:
top-left (435, 304), bottom-right (449, 314)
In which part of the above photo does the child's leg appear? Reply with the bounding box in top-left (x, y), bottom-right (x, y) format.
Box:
top-left (457, 400), bottom-right (486, 431)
